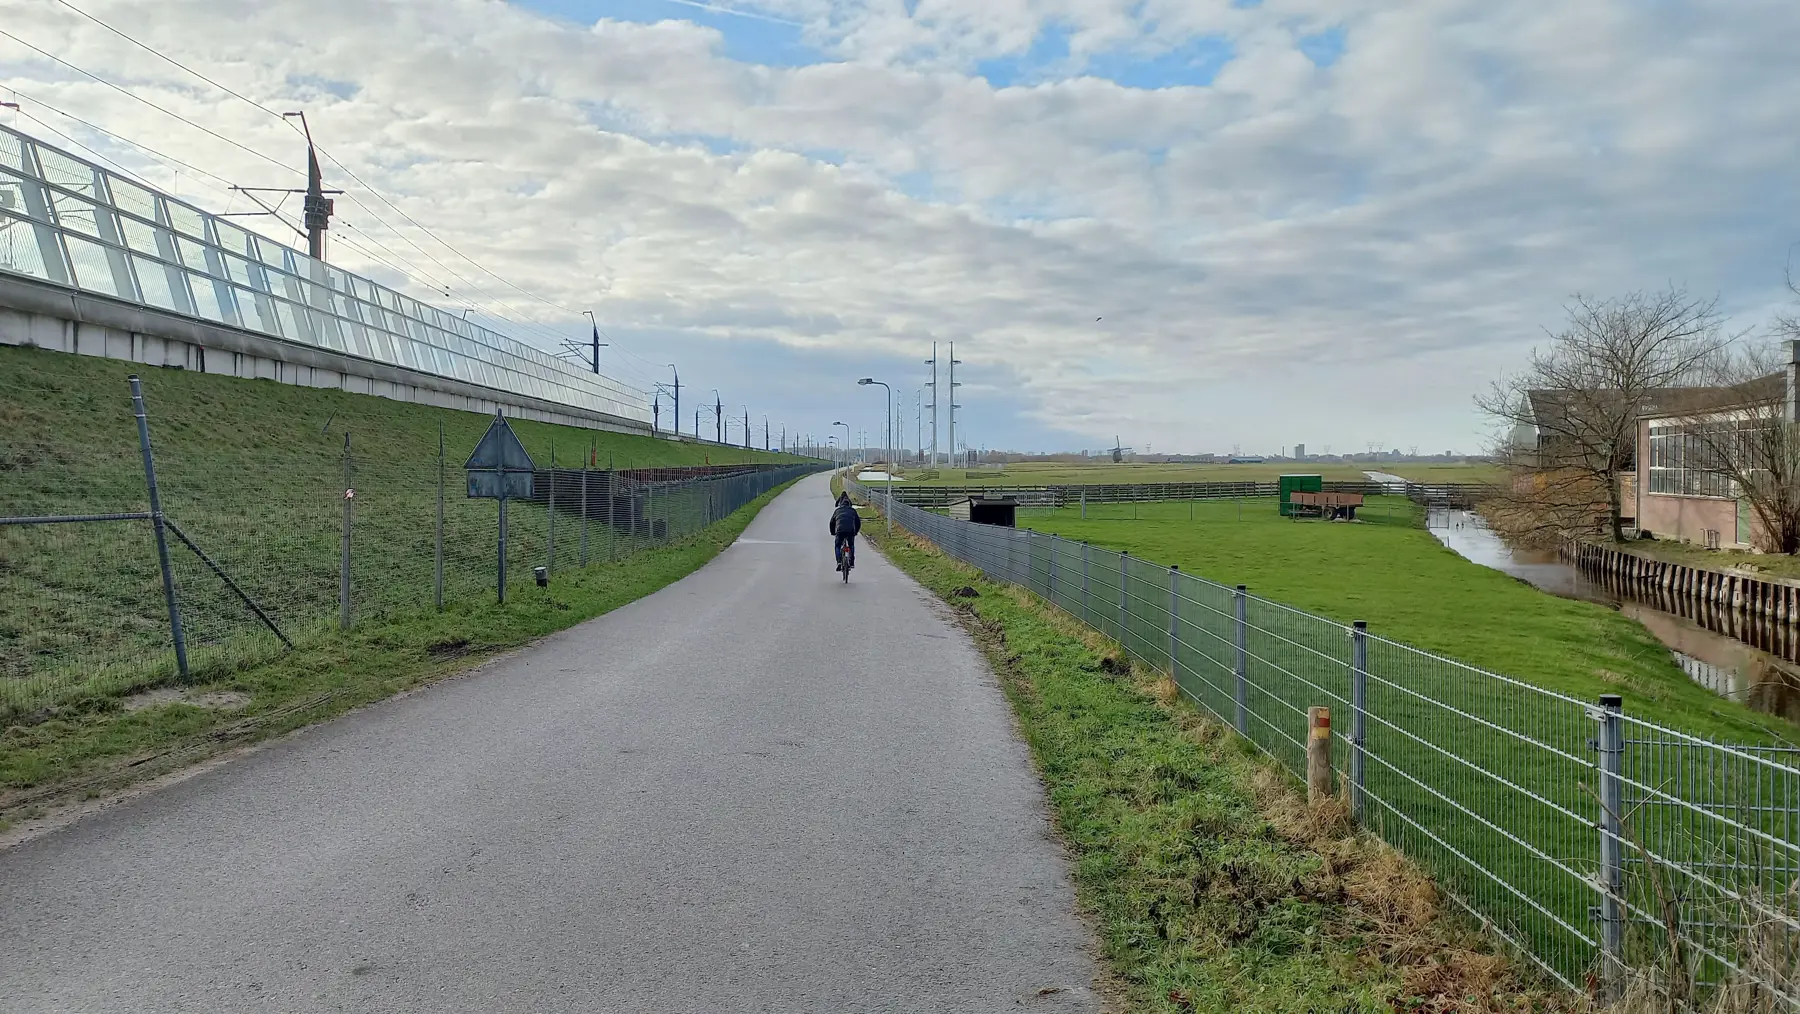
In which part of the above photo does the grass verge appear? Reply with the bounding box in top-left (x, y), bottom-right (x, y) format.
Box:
top-left (0, 481), bottom-right (793, 831)
top-left (860, 514), bottom-right (1575, 1014)
top-left (1617, 537), bottom-right (1800, 583)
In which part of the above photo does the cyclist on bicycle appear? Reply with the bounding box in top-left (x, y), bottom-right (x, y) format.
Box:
top-left (829, 492), bottom-right (861, 570)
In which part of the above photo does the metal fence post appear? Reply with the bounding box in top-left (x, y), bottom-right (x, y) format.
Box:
top-left (579, 466), bottom-right (589, 567)
top-left (547, 441), bottom-right (556, 574)
top-left (340, 431), bottom-right (353, 630)
top-left (1118, 550), bottom-right (1129, 645)
top-left (435, 421), bottom-right (444, 610)
top-left (1081, 486), bottom-right (1087, 519)
top-left (1081, 541), bottom-right (1090, 624)
top-left (1234, 584), bottom-right (1249, 735)
top-left (128, 376), bottom-right (188, 678)
top-left (1168, 565), bottom-right (1180, 676)
top-left (1350, 620), bottom-right (1367, 823)
top-left (497, 494), bottom-right (509, 604)
top-left (1047, 537), bottom-right (1057, 604)
top-left (1597, 693), bottom-right (1625, 997)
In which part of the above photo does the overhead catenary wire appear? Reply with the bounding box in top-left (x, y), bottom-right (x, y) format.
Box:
top-left (35, 3), bottom-right (603, 333)
top-left (6, 88), bottom-right (235, 193)
top-left (2, 23), bottom-right (568, 335)
top-left (9, 13), bottom-right (631, 362)
top-left (11, 108), bottom-right (163, 194)
top-left (0, 27), bottom-right (294, 177)
top-left (9, 89), bottom-right (458, 287)
top-left (49, 0), bottom-right (297, 126)
top-left (5, 82), bottom-right (577, 352)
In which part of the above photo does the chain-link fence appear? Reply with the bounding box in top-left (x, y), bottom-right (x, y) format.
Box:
top-left (850, 480), bottom-right (1799, 1005)
top-left (0, 369), bottom-right (820, 723)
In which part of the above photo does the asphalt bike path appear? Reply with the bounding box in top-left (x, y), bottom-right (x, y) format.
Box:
top-left (0, 473), bottom-right (1101, 1013)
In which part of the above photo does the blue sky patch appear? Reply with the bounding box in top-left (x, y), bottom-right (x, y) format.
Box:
top-left (1085, 35), bottom-right (1233, 89)
top-left (285, 74), bottom-right (361, 100)
top-left (1297, 27), bottom-right (1346, 69)
top-left (977, 26), bottom-right (1233, 91)
top-left (508, 0), bottom-right (825, 68)
top-left (580, 99), bottom-right (747, 155)
top-left (975, 23), bottom-right (1072, 88)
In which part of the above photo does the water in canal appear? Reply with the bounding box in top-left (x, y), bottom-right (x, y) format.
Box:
top-left (1427, 509), bottom-right (1800, 724)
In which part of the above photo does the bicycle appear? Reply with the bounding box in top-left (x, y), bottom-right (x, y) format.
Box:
top-left (837, 540), bottom-right (855, 583)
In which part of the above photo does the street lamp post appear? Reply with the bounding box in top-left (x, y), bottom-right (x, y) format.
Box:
top-left (834, 421), bottom-right (851, 469)
top-left (857, 378), bottom-right (893, 534)
top-left (712, 390), bottom-right (722, 444)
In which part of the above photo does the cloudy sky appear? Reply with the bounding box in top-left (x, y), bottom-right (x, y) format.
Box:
top-left (2, 0), bottom-right (1797, 455)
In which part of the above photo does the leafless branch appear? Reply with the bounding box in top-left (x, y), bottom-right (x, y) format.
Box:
top-left (1477, 287), bottom-right (1731, 542)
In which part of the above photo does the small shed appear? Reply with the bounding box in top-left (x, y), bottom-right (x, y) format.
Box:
top-left (948, 496), bottom-right (1018, 527)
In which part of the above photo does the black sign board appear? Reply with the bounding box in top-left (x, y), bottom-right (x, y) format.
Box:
top-left (465, 413), bottom-right (536, 500)
top-left (463, 412), bottom-right (537, 604)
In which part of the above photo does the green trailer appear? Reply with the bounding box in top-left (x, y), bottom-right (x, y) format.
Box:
top-left (1278, 473), bottom-right (1323, 516)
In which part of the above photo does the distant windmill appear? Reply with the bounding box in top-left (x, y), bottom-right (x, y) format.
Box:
top-left (1110, 436), bottom-right (1134, 463)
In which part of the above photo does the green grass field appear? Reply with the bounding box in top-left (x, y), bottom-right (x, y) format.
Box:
top-left (0, 344), bottom-right (809, 722)
top-left (1017, 497), bottom-right (1788, 743)
top-left (891, 460), bottom-right (1504, 486)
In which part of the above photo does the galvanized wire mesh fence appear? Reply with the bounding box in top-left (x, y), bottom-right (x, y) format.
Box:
top-left (851, 480), bottom-right (1800, 1004)
top-left (0, 372), bottom-right (820, 722)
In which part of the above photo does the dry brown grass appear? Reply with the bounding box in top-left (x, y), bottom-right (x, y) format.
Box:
top-left (1599, 881), bottom-right (1798, 1014)
top-left (1124, 655), bottom-right (1576, 1013)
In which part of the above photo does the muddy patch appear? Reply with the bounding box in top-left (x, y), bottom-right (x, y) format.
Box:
top-left (123, 688), bottom-right (251, 712)
top-left (426, 637), bottom-right (472, 662)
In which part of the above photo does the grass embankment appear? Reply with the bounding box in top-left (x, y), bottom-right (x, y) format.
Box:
top-left (1020, 498), bottom-right (1790, 744)
top-left (0, 481), bottom-right (792, 826)
top-left (892, 461), bottom-right (1503, 486)
top-left (862, 516), bottom-right (1571, 1014)
top-left (1, 344), bottom-right (807, 718)
top-left (1617, 538), bottom-right (1800, 583)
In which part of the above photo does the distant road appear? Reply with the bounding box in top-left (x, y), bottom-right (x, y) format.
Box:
top-left (0, 473), bottom-right (1099, 1013)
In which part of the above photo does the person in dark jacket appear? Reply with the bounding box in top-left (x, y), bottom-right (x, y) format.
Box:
top-left (829, 492), bottom-right (861, 568)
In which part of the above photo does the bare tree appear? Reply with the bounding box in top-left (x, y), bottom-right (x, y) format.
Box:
top-left (1777, 264), bottom-right (1800, 344)
top-left (1676, 344), bottom-right (1800, 554)
top-left (1478, 287), bottom-right (1729, 543)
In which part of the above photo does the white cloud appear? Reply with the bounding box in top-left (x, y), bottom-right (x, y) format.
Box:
top-left (1, 0), bottom-right (1797, 453)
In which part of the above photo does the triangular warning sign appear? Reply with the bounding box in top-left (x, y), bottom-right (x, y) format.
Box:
top-left (464, 413), bottom-right (536, 472)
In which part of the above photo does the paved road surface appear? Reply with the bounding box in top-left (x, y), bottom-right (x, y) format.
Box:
top-left (0, 474), bottom-right (1101, 1013)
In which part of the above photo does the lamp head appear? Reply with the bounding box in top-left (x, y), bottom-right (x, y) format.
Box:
top-left (857, 378), bottom-right (874, 385)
